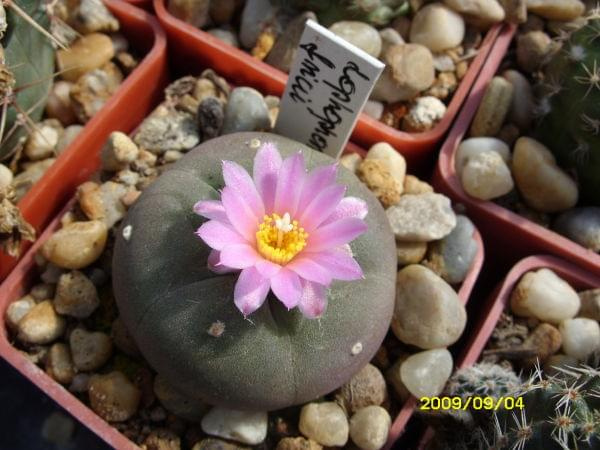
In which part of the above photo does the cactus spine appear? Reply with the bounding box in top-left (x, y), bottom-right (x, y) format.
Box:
top-left (535, 13), bottom-right (600, 205)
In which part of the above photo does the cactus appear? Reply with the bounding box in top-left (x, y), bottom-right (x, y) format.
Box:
top-left (535, 14), bottom-right (600, 205)
top-left (445, 362), bottom-right (522, 400)
top-left (0, 0), bottom-right (56, 161)
top-left (276, 0), bottom-right (410, 26)
top-left (432, 364), bottom-right (600, 449)
top-left (425, 363), bottom-right (523, 450)
top-left (484, 365), bottom-right (600, 449)
top-left (112, 132), bottom-right (397, 411)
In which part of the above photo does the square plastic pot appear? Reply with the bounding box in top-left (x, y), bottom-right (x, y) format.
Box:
top-left (417, 253), bottom-right (600, 448)
top-left (432, 24), bottom-right (600, 275)
top-left (124, 0), bottom-right (153, 12)
top-left (0, 144), bottom-right (484, 450)
top-left (0, 0), bottom-right (169, 282)
top-left (154, 0), bottom-right (504, 170)
top-left (385, 226), bottom-right (484, 449)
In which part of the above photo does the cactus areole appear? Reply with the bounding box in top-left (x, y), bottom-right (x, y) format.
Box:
top-left (536, 15), bottom-right (600, 205)
top-left (113, 132), bottom-right (396, 411)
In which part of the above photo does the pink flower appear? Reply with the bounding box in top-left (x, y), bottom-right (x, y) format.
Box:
top-left (194, 142), bottom-right (368, 318)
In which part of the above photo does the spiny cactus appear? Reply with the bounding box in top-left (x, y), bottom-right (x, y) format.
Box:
top-left (0, 0), bottom-right (56, 161)
top-left (485, 365), bottom-right (600, 449)
top-left (425, 363), bottom-right (523, 450)
top-left (432, 364), bottom-right (600, 449)
top-left (276, 0), bottom-right (410, 26)
top-left (535, 13), bottom-right (600, 205)
top-left (445, 362), bottom-right (522, 400)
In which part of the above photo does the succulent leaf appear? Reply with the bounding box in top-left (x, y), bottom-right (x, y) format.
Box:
top-left (0, 0), bottom-right (55, 161)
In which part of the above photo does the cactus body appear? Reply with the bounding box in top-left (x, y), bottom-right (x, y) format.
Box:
top-left (277, 0), bottom-right (410, 26)
top-left (112, 132), bottom-right (397, 411)
top-left (489, 367), bottom-right (600, 449)
top-left (535, 16), bottom-right (600, 205)
top-left (432, 364), bottom-right (600, 449)
top-left (445, 362), bottom-right (522, 399)
top-left (0, 0), bottom-right (55, 160)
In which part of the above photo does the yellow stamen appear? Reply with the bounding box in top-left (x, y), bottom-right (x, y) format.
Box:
top-left (256, 213), bottom-right (308, 265)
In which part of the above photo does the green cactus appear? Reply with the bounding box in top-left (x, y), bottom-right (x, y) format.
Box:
top-left (535, 14), bottom-right (600, 205)
top-left (0, 0), bottom-right (56, 161)
top-left (445, 362), bottom-right (522, 400)
top-left (276, 0), bottom-right (410, 26)
top-left (112, 132), bottom-right (397, 411)
top-left (425, 363), bottom-right (523, 450)
top-left (486, 365), bottom-right (600, 449)
top-left (432, 364), bottom-right (600, 449)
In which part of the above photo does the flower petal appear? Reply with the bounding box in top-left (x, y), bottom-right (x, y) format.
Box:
top-left (307, 218), bottom-right (368, 252)
top-left (253, 142), bottom-right (282, 214)
top-left (274, 152), bottom-right (306, 217)
top-left (234, 267), bottom-right (270, 316)
top-left (322, 197), bottom-right (368, 225)
top-left (196, 221), bottom-right (247, 250)
top-left (207, 250), bottom-right (238, 274)
top-left (298, 184), bottom-right (346, 232)
top-left (255, 259), bottom-right (281, 278)
top-left (287, 257), bottom-right (332, 285)
top-left (219, 244), bottom-right (259, 269)
top-left (221, 186), bottom-right (259, 240)
top-left (304, 247), bottom-right (363, 281)
top-left (297, 163), bottom-right (337, 213)
top-left (222, 160), bottom-right (264, 218)
top-left (270, 269), bottom-right (302, 309)
top-left (193, 200), bottom-right (228, 222)
top-left (298, 280), bottom-right (328, 319)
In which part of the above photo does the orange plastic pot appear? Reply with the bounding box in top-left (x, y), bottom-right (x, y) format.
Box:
top-left (154, 0), bottom-right (504, 170)
top-left (124, 0), bottom-right (153, 12)
top-left (385, 226), bottom-right (484, 449)
top-left (432, 24), bottom-right (600, 275)
top-left (0, 0), bottom-right (169, 282)
top-left (417, 254), bottom-right (600, 448)
top-left (0, 150), bottom-right (484, 449)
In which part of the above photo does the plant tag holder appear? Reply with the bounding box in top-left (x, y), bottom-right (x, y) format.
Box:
top-left (275, 20), bottom-right (384, 159)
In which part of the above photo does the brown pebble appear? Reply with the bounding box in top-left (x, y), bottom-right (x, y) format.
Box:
top-left (56, 33), bottom-right (115, 82)
top-left (335, 363), bottom-right (387, 414)
top-left (521, 323), bottom-right (562, 367)
top-left (276, 437), bottom-right (323, 450)
top-left (357, 160), bottom-right (402, 208)
top-left (470, 77), bottom-right (514, 137)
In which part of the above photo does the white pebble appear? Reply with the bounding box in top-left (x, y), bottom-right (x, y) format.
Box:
top-left (299, 402), bottom-right (349, 447)
top-left (400, 349), bottom-right (453, 397)
top-left (349, 406), bottom-right (391, 450)
top-left (455, 137), bottom-right (510, 178)
top-left (559, 318), bottom-right (600, 360)
top-left (201, 407), bottom-right (267, 445)
top-left (460, 150), bottom-right (514, 200)
top-left (510, 268), bottom-right (580, 324)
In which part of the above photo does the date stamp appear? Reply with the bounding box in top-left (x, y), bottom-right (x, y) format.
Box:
top-left (419, 396), bottom-right (524, 411)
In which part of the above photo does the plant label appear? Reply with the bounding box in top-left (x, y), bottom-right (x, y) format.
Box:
top-left (275, 19), bottom-right (384, 158)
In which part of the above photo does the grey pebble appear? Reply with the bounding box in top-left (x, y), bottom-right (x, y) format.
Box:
top-left (239, 0), bottom-right (278, 49)
top-left (134, 113), bottom-right (200, 154)
top-left (222, 87), bottom-right (271, 134)
top-left (207, 28), bottom-right (239, 47)
top-left (198, 97), bottom-right (225, 141)
top-left (424, 215), bottom-right (477, 284)
top-left (554, 207), bottom-right (600, 252)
